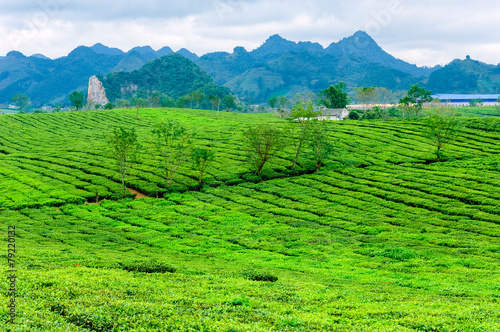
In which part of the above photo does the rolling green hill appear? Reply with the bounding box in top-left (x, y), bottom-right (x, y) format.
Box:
top-left (426, 57), bottom-right (500, 94)
top-left (99, 53), bottom-right (232, 103)
top-left (0, 109), bottom-right (499, 331)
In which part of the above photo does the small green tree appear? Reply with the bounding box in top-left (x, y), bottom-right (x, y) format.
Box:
top-left (277, 96), bottom-right (289, 118)
top-left (131, 96), bottom-right (147, 120)
top-left (469, 98), bottom-right (482, 107)
top-left (223, 95), bottom-right (236, 111)
top-left (176, 95), bottom-right (191, 108)
top-left (319, 82), bottom-right (349, 109)
top-left (399, 84), bottom-right (433, 118)
top-left (244, 124), bottom-right (284, 177)
top-left (190, 90), bottom-right (206, 109)
top-left (53, 104), bottom-right (62, 112)
top-left (208, 95), bottom-right (222, 117)
top-left (348, 110), bottom-right (360, 120)
top-left (423, 108), bottom-right (462, 161)
top-left (150, 120), bottom-right (191, 187)
top-left (68, 91), bottom-right (85, 111)
top-left (268, 96), bottom-right (278, 112)
top-left (308, 120), bottom-right (333, 172)
top-left (10, 93), bottom-right (31, 114)
top-left (191, 147), bottom-right (215, 184)
top-left (107, 128), bottom-right (140, 198)
top-left (289, 101), bottom-right (318, 170)
top-left (148, 91), bottom-right (163, 108)
top-left (104, 102), bottom-right (115, 110)
top-left (354, 86), bottom-right (377, 105)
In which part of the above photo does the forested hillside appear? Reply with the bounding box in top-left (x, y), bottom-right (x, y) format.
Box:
top-left (99, 53), bottom-right (231, 103)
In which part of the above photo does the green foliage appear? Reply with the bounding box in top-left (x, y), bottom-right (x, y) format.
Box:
top-left (104, 102), bottom-right (115, 110)
top-left (101, 53), bottom-right (231, 106)
top-left (387, 106), bottom-right (400, 117)
top-left (362, 106), bottom-right (385, 120)
top-left (10, 93), bottom-right (30, 113)
top-left (150, 120), bottom-right (191, 187)
top-left (147, 90), bottom-right (163, 108)
top-left (244, 271), bottom-right (278, 282)
top-left (267, 96), bottom-right (278, 109)
top-left (319, 82), bottom-right (349, 109)
top-left (308, 120), bottom-right (334, 172)
top-left (223, 95), bottom-right (237, 111)
top-left (119, 260), bottom-right (176, 273)
top-left (244, 124), bottom-right (284, 177)
top-left (188, 89), bottom-right (206, 109)
top-left (348, 110), bottom-right (360, 120)
top-left (208, 95), bottom-right (221, 113)
top-left (424, 108), bottom-right (462, 161)
top-left (68, 91), bottom-right (85, 111)
top-left (107, 127), bottom-right (140, 197)
top-left (354, 86), bottom-right (377, 105)
top-left (399, 84), bottom-right (433, 118)
top-left (131, 96), bottom-right (147, 120)
top-left (288, 101), bottom-right (318, 169)
top-left (191, 147), bottom-right (215, 184)
top-left (426, 57), bottom-right (498, 94)
top-left (469, 98), bottom-right (482, 107)
top-left (277, 96), bottom-right (289, 118)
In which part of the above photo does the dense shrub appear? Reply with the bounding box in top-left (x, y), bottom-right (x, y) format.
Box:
top-left (119, 260), bottom-right (176, 273)
top-left (244, 271), bottom-right (278, 282)
top-left (348, 110), bottom-right (360, 120)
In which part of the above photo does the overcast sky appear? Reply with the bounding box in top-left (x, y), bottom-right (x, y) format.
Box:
top-left (1, 0), bottom-right (499, 67)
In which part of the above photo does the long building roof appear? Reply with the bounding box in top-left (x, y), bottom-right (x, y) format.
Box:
top-left (432, 94), bottom-right (500, 100)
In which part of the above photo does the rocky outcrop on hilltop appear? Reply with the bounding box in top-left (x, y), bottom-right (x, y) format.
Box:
top-left (87, 75), bottom-right (109, 106)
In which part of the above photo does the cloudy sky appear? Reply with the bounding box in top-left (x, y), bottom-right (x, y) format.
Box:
top-left (1, 0), bottom-right (499, 67)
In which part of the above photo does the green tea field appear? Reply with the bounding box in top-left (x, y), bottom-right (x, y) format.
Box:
top-left (0, 108), bottom-right (499, 331)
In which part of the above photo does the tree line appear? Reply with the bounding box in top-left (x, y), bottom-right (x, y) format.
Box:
top-left (108, 104), bottom-right (337, 198)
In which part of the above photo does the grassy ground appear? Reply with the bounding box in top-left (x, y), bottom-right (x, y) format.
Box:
top-left (0, 108), bottom-right (499, 331)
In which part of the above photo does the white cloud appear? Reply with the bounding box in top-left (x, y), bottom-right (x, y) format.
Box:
top-left (1, 0), bottom-right (500, 66)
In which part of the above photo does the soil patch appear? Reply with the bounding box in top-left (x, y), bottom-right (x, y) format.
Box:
top-left (127, 188), bottom-right (149, 199)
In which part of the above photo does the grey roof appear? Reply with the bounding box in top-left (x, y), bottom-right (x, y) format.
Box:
top-left (432, 94), bottom-right (500, 100)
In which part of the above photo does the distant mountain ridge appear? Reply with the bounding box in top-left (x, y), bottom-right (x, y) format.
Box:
top-left (1, 31), bottom-right (499, 106)
top-left (197, 31), bottom-right (441, 102)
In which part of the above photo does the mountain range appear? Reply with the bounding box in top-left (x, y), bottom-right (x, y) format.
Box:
top-left (1, 31), bottom-right (500, 106)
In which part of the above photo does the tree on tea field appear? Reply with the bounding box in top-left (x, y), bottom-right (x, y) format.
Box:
top-left (423, 108), bottom-right (462, 161)
top-left (191, 147), bottom-right (215, 184)
top-left (308, 120), bottom-right (334, 172)
top-left (319, 82), bottom-right (349, 109)
top-left (131, 96), bottom-right (147, 120)
top-left (190, 89), bottom-right (206, 109)
top-left (268, 96), bottom-right (278, 112)
top-left (277, 96), bottom-right (289, 118)
top-left (223, 95), bottom-right (236, 111)
top-left (10, 93), bottom-right (30, 114)
top-left (399, 84), bottom-right (433, 118)
top-left (68, 91), bottom-right (85, 111)
top-left (150, 120), bottom-right (191, 187)
top-left (244, 124), bottom-right (284, 177)
top-left (209, 95), bottom-right (221, 116)
top-left (288, 101), bottom-right (319, 170)
top-left (107, 128), bottom-right (140, 198)
top-left (354, 86), bottom-right (377, 105)
top-left (148, 90), bottom-right (163, 108)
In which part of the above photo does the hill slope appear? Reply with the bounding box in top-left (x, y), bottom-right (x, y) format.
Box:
top-left (0, 109), bottom-right (499, 330)
top-left (100, 53), bottom-right (231, 102)
top-left (426, 57), bottom-right (500, 93)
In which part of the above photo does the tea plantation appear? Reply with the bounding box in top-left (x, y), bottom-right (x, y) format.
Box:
top-left (0, 108), bottom-right (499, 331)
